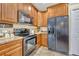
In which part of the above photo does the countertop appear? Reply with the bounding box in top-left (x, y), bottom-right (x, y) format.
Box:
top-left (0, 32), bottom-right (47, 45)
top-left (35, 32), bottom-right (48, 35)
top-left (0, 36), bottom-right (23, 45)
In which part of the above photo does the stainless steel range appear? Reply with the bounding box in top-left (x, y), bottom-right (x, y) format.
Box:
top-left (23, 35), bottom-right (37, 56)
top-left (14, 28), bottom-right (37, 56)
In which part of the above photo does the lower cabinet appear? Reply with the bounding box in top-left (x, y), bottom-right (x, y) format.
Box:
top-left (5, 46), bottom-right (22, 56)
top-left (36, 33), bottom-right (48, 47)
top-left (37, 34), bottom-right (41, 48)
top-left (41, 34), bottom-right (48, 47)
top-left (0, 39), bottom-right (23, 56)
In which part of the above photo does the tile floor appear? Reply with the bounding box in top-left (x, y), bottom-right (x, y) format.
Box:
top-left (30, 46), bottom-right (66, 56)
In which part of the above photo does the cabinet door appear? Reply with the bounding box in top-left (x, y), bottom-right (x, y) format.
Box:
top-left (23, 4), bottom-right (29, 14)
top-left (41, 12), bottom-right (48, 26)
top-left (18, 3), bottom-right (24, 11)
top-left (48, 7), bottom-right (55, 18)
top-left (38, 12), bottom-right (42, 26)
top-left (5, 46), bottom-right (22, 56)
top-left (37, 34), bottom-right (41, 48)
top-left (38, 12), bottom-right (47, 27)
top-left (42, 34), bottom-right (48, 47)
top-left (0, 3), bottom-right (1, 21)
top-left (33, 9), bottom-right (38, 26)
top-left (23, 4), bottom-right (33, 17)
top-left (0, 39), bottom-right (22, 56)
top-left (31, 6), bottom-right (35, 17)
top-left (2, 3), bottom-right (17, 23)
top-left (55, 4), bottom-right (68, 16)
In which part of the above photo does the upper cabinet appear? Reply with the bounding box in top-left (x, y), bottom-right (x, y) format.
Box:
top-left (55, 3), bottom-right (68, 16)
top-left (18, 3), bottom-right (38, 26)
top-left (47, 3), bottom-right (68, 18)
top-left (18, 4), bottom-right (32, 16)
top-left (41, 12), bottom-right (48, 26)
top-left (33, 8), bottom-right (38, 26)
top-left (2, 3), bottom-right (17, 23)
top-left (18, 3), bottom-right (24, 11)
top-left (38, 12), bottom-right (47, 27)
top-left (23, 4), bottom-right (32, 17)
top-left (47, 6), bottom-right (55, 18)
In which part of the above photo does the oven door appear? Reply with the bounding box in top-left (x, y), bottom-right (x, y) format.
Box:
top-left (24, 36), bottom-right (36, 56)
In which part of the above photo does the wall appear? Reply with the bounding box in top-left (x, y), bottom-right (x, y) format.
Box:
top-left (69, 3), bottom-right (79, 55)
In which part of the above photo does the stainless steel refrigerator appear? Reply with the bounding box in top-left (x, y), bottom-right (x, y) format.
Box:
top-left (48, 16), bottom-right (69, 53)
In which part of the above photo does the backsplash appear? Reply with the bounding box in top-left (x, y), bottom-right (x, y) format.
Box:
top-left (13, 23), bottom-right (38, 33)
top-left (13, 23), bottom-right (37, 29)
top-left (0, 23), bottom-right (47, 36)
top-left (0, 24), bottom-right (13, 34)
top-left (0, 23), bottom-right (13, 28)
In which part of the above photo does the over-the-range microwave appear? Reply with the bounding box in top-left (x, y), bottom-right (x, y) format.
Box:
top-left (18, 11), bottom-right (33, 24)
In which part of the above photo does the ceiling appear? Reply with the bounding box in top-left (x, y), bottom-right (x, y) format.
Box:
top-left (32, 3), bottom-right (58, 11)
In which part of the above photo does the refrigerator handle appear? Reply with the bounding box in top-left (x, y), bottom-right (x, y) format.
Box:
top-left (52, 28), bottom-right (54, 34)
top-left (48, 28), bottom-right (51, 33)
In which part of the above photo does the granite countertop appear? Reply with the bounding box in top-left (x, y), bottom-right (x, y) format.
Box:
top-left (0, 36), bottom-right (24, 45)
top-left (0, 31), bottom-right (47, 45)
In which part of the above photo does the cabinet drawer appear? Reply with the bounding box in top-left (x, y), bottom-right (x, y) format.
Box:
top-left (0, 43), bottom-right (22, 55)
top-left (0, 39), bottom-right (22, 51)
top-left (5, 46), bottom-right (22, 56)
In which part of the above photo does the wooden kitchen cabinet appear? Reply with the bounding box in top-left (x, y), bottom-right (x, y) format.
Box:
top-left (38, 12), bottom-right (47, 26)
top-left (47, 6), bottom-right (55, 18)
top-left (37, 12), bottom-right (42, 26)
top-left (23, 4), bottom-right (32, 16)
top-left (47, 3), bottom-right (68, 18)
top-left (37, 34), bottom-right (41, 48)
top-left (0, 39), bottom-right (23, 56)
top-left (18, 3), bottom-right (24, 11)
top-left (41, 12), bottom-right (48, 26)
top-left (33, 9), bottom-right (38, 26)
top-left (2, 3), bottom-right (17, 23)
top-left (5, 46), bottom-right (22, 56)
top-left (37, 33), bottom-right (48, 47)
top-left (18, 3), bottom-right (38, 26)
top-left (41, 34), bottom-right (48, 47)
top-left (55, 3), bottom-right (68, 16)
top-left (18, 4), bottom-right (34, 17)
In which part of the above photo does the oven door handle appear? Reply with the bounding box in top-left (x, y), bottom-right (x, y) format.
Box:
top-left (24, 37), bottom-right (36, 41)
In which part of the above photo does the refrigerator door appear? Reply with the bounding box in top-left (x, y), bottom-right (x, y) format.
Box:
top-left (56, 16), bottom-right (69, 53)
top-left (48, 17), bottom-right (56, 50)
